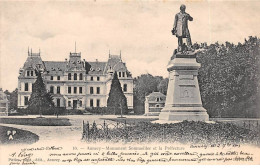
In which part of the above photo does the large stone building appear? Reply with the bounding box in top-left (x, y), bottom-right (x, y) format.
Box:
top-left (18, 49), bottom-right (133, 110)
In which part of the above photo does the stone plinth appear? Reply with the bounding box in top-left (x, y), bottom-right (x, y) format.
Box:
top-left (158, 52), bottom-right (209, 121)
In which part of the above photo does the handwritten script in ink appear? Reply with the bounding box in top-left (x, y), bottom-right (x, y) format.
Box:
top-left (6, 144), bottom-right (257, 165)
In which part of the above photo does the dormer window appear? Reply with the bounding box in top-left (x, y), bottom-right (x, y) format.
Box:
top-left (77, 60), bottom-right (81, 64)
top-left (156, 97), bottom-right (161, 102)
top-left (51, 68), bottom-right (55, 71)
top-left (90, 68), bottom-right (94, 71)
top-left (96, 68), bottom-right (100, 71)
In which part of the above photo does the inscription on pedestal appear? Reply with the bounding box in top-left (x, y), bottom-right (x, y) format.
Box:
top-left (179, 85), bottom-right (195, 98)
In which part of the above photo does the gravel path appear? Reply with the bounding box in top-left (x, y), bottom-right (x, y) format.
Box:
top-left (0, 115), bottom-right (120, 144)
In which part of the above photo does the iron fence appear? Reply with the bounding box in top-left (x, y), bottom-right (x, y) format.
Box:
top-left (82, 120), bottom-right (260, 144)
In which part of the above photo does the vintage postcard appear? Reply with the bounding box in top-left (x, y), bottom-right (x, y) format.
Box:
top-left (0, 0), bottom-right (259, 165)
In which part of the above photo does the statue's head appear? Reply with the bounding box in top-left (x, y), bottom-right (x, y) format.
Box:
top-left (180, 4), bottom-right (186, 12)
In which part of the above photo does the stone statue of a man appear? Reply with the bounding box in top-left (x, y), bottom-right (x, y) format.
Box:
top-left (172, 4), bottom-right (193, 52)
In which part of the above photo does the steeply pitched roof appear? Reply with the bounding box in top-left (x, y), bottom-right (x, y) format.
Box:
top-left (146, 92), bottom-right (166, 102)
top-left (87, 61), bottom-right (107, 75)
top-left (19, 55), bottom-right (44, 78)
top-left (43, 61), bottom-right (67, 75)
top-left (147, 92), bottom-right (166, 98)
top-left (105, 55), bottom-right (126, 71)
top-left (23, 56), bottom-right (44, 69)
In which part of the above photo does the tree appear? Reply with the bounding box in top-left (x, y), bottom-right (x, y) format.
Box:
top-left (5, 88), bottom-right (18, 110)
top-left (197, 36), bottom-right (260, 118)
top-left (27, 71), bottom-right (54, 116)
top-left (157, 78), bottom-right (169, 95)
top-left (107, 72), bottom-right (128, 115)
top-left (133, 74), bottom-right (165, 114)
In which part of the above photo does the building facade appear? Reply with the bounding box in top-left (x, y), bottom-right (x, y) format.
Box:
top-left (18, 49), bottom-right (133, 110)
top-left (144, 92), bottom-right (166, 116)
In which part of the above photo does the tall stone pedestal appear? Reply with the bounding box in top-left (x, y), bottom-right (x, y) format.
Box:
top-left (159, 53), bottom-right (209, 121)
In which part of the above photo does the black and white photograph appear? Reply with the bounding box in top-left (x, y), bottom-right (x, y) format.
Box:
top-left (0, 0), bottom-right (259, 165)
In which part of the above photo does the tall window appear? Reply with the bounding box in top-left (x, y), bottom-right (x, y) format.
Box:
top-left (24, 96), bottom-right (29, 105)
top-left (90, 76), bottom-right (93, 81)
top-left (79, 87), bottom-right (82, 94)
top-left (122, 72), bottom-right (125, 77)
top-left (68, 87), bottom-right (71, 94)
top-left (79, 100), bottom-right (82, 107)
top-left (123, 84), bottom-right (127, 92)
top-left (90, 87), bottom-right (93, 94)
top-left (25, 83), bottom-right (29, 91)
top-left (74, 73), bottom-right (77, 80)
top-left (90, 99), bottom-right (93, 107)
top-left (119, 72), bottom-right (121, 77)
top-left (74, 87), bottom-right (77, 94)
top-left (51, 76), bottom-right (53, 80)
top-left (50, 86), bottom-right (54, 93)
top-left (96, 99), bottom-right (100, 107)
top-left (27, 71), bottom-right (30, 77)
top-left (96, 87), bottom-right (100, 94)
top-left (57, 76), bottom-right (60, 80)
top-left (79, 73), bottom-right (83, 80)
top-left (57, 86), bottom-right (60, 94)
top-left (68, 101), bottom-right (71, 107)
top-left (57, 99), bottom-right (60, 107)
top-left (97, 76), bottom-right (100, 81)
top-left (68, 73), bottom-right (71, 80)
top-left (31, 71), bottom-right (34, 76)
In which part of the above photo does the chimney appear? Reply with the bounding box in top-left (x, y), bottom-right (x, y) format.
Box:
top-left (83, 59), bottom-right (85, 68)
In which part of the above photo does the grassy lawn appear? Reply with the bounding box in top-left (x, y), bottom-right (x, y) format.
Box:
top-left (0, 125), bottom-right (39, 145)
top-left (0, 117), bottom-right (71, 126)
top-left (101, 117), bottom-right (157, 125)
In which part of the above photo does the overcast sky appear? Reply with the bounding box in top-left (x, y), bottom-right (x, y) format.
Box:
top-left (0, 0), bottom-right (260, 91)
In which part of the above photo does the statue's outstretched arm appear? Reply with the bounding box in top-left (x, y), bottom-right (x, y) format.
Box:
top-left (188, 14), bottom-right (193, 21)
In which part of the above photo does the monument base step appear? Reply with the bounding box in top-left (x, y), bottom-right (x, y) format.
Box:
top-left (159, 112), bottom-right (209, 121)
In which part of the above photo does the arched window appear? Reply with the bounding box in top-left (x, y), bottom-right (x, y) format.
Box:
top-left (68, 73), bottom-right (71, 80)
top-left (79, 73), bottom-right (83, 80)
top-left (123, 84), bottom-right (127, 92)
top-left (74, 73), bottom-right (77, 80)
